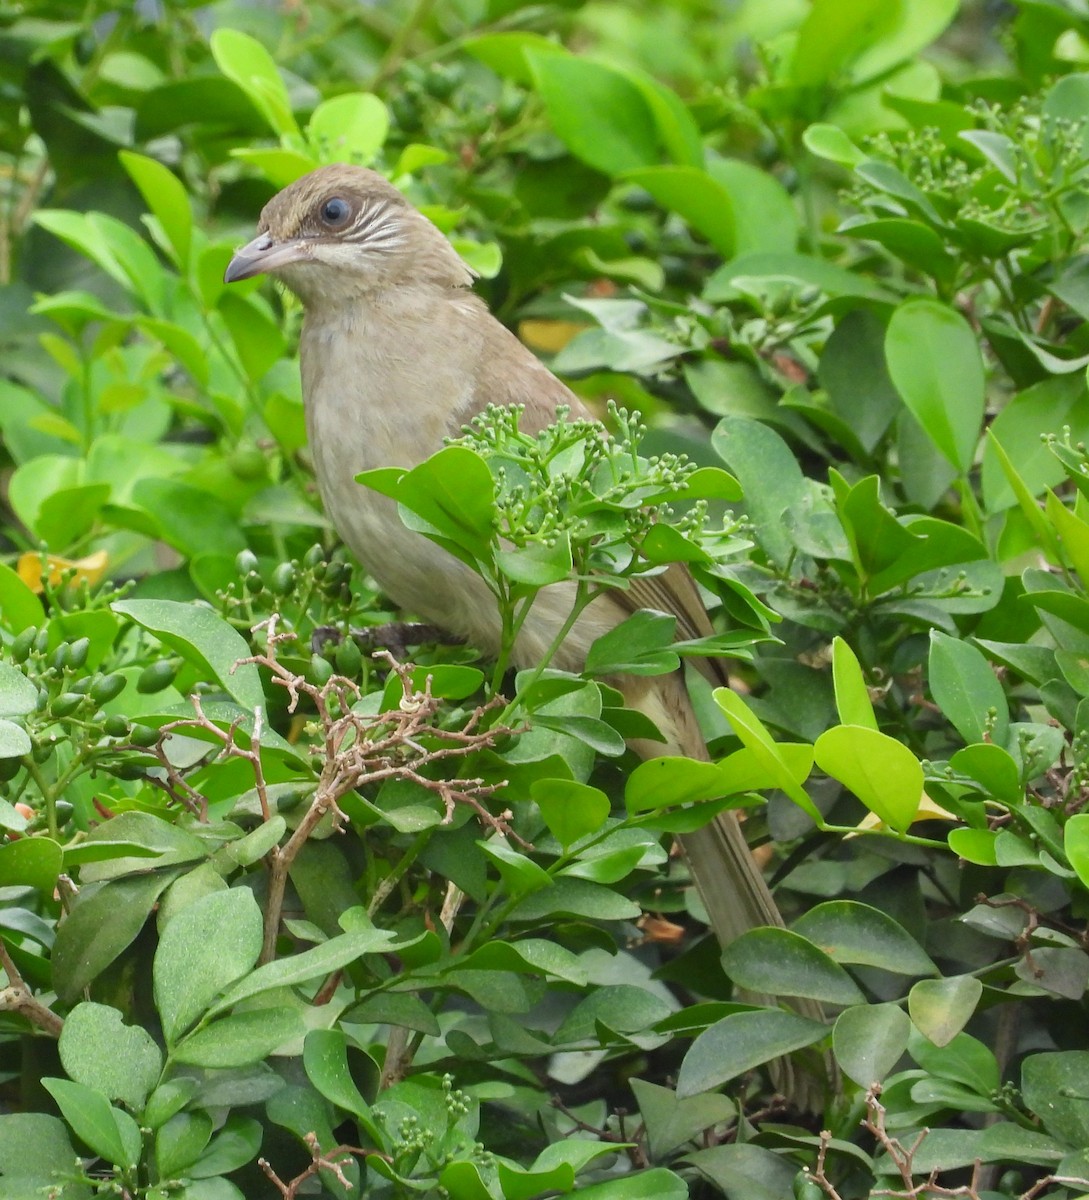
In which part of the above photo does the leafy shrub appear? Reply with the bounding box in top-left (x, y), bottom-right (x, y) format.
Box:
top-left (4, 2), bottom-right (1089, 1198)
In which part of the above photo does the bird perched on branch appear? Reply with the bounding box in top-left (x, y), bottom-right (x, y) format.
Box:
top-left (225, 166), bottom-right (823, 1101)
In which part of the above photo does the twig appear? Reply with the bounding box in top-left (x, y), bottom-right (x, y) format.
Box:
top-left (259, 1131), bottom-right (365, 1198)
top-left (0, 939), bottom-right (63, 1037)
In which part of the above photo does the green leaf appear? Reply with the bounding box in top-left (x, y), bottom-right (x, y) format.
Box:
top-left (1022, 1051), bottom-right (1089, 1147)
top-left (714, 688), bottom-right (823, 823)
top-left (789, 0), bottom-right (887, 84)
top-left (208, 927), bottom-right (398, 1017)
top-left (625, 757), bottom-right (728, 812)
top-left (464, 32), bottom-right (566, 86)
top-left (629, 1078), bottom-right (734, 1160)
top-left (0, 720), bottom-right (31, 759)
top-left (154, 888), bottom-right (263, 1045)
top-left (218, 292), bottom-right (286, 384)
top-left (885, 298), bottom-right (985, 473)
top-left (0, 562), bottom-right (45, 633)
top-left (359, 446), bottom-right (496, 565)
top-left (585, 609), bottom-right (678, 676)
top-left (909, 975), bottom-right (983, 1047)
top-left (909, 1028), bottom-right (1000, 1095)
top-left (793, 901), bottom-right (937, 975)
top-left (478, 840), bottom-right (551, 898)
top-left (804, 123), bottom-right (867, 167)
top-left (156, 1111), bottom-right (213, 1178)
top-left (833, 1003), bottom-right (911, 1087)
top-left (711, 416), bottom-right (809, 569)
top-left (59, 1002), bottom-right (162, 1110)
top-left (929, 631), bottom-right (1009, 747)
top-left (508, 877), bottom-right (641, 922)
top-left (52, 873), bottom-right (178, 1004)
top-left (831, 637), bottom-right (877, 730)
top-left (528, 52), bottom-right (660, 176)
top-left (0, 1113), bottom-right (90, 1200)
top-left (307, 92), bottom-right (388, 163)
top-left (189, 1116), bottom-right (264, 1179)
top-left (111, 599), bottom-right (264, 710)
top-left (813, 724), bottom-right (924, 832)
top-left (173, 1007), bottom-right (304, 1068)
top-left (948, 826), bottom-right (998, 866)
top-left (210, 29), bottom-right (297, 137)
top-left (1066, 813), bottom-right (1089, 892)
top-left (0, 838), bottom-right (63, 892)
top-left (41, 1077), bottom-right (138, 1168)
top-left (119, 150), bottom-right (192, 266)
top-left (950, 743), bottom-right (1022, 804)
top-left (623, 167), bottom-right (735, 256)
top-left (303, 1029), bottom-right (384, 1144)
top-left (706, 157), bottom-right (799, 257)
top-left (722, 928), bottom-right (865, 1006)
top-left (677, 1010), bottom-right (827, 1097)
top-left (531, 779), bottom-right (610, 849)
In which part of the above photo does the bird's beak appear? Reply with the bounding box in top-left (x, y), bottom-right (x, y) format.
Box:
top-left (224, 232), bottom-right (310, 283)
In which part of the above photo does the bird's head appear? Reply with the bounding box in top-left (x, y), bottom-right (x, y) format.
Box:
top-left (223, 164), bottom-right (473, 306)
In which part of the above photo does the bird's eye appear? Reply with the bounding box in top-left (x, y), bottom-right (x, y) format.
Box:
top-left (319, 197), bottom-right (351, 227)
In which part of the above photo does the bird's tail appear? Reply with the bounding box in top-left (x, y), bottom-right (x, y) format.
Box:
top-left (620, 670), bottom-right (831, 1111)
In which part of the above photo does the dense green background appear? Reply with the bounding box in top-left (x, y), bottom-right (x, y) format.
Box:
top-left (3, 1), bottom-right (1089, 1197)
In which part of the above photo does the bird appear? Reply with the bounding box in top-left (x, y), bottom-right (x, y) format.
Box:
top-left (224, 165), bottom-right (825, 1101)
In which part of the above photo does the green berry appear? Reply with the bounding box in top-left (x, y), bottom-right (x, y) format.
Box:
top-left (50, 693), bottom-right (85, 718)
top-left (67, 637), bottom-right (90, 669)
top-left (90, 674), bottom-right (126, 704)
top-left (309, 655), bottom-right (334, 686)
top-left (10, 627), bottom-right (37, 663)
top-left (270, 562), bottom-right (297, 594)
top-left (129, 724), bottom-right (159, 748)
top-left (235, 549), bottom-right (259, 576)
top-left (103, 715), bottom-right (131, 739)
top-left (137, 661), bottom-right (177, 694)
top-left (335, 638), bottom-right (362, 676)
top-left (303, 543), bottom-right (324, 569)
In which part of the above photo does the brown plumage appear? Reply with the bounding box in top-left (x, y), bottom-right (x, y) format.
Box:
top-left (226, 165), bottom-right (826, 1104)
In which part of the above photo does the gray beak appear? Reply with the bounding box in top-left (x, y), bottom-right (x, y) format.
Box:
top-left (224, 232), bottom-right (310, 283)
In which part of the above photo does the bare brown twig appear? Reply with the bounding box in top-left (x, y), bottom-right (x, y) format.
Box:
top-left (0, 938), bottom-right (63, 1037)
top-left (259, 1131), bottom-right (366, 1198)
top-left (129, 615), bottom-right (518, 963)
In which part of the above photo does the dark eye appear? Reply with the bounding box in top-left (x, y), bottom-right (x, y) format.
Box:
top-left (319, 197), bottom-right (351, 227)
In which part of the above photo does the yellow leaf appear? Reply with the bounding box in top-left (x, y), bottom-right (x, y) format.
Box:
top-left (518, 319), bottom-right (588, 353)
top-left (18, 550), bottom-right (108, 594)
top-left (850, 790), bottom-right (956, 835)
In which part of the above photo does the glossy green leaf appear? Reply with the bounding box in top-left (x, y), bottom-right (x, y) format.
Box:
top-left (793, 901), bottom-right (937, 975)
top-left (722, 928), bottom-right (866, 1006)
top-left (531, 778), bottom-right (610, 848)
top-left (208, 926), bottom-right (398, 1017)
top-left (813, 724), bottom-right (923, 832)
top-left (528, 53), bottom-right (660, 175)
top-left (307, 92), bottom-right (388, 163)
top-left (625, 757), bottom-right (728, 812)
top-left (715, 688), bottom-right (823, 823)
top-left (929, 631), bottom-right (1009, 747)
top-left (112, 599), bottom-right (264, 710)
top-left (41, 1077), bottom-right (138, 1168)
top-left (886, 298), bottom-right (985, 472)
top-left (833, 1003), bottom-right (910, 1087)
top-left (210, 29), bottom-right (297, 136)
top-left (303, 1029), bottom-right (384, 1144)
top-left (623, 166), bottom-right (735, 256)
top-left (119, 151), bottom-right (192, 266)
top-left (155, 1111), bottom-right (213, 1178)
top-left (52, 873), bottom-right (177, 1004)
top-left (831, 637), bottom-right (877, 730)
top-left (677, 1010), bottom-right (827, 1097)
